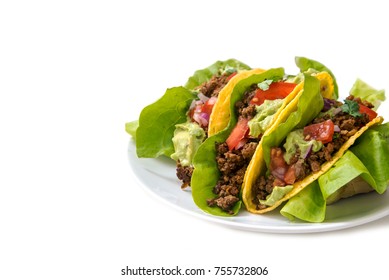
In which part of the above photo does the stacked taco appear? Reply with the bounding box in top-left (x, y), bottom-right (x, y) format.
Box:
top-left (126, 57), bottom-right (388, 223)
top-left (191, 58), bottom-right (336, 216)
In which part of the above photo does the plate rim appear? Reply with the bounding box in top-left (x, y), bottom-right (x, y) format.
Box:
top-left (127, 141), bottom-right (389, 233)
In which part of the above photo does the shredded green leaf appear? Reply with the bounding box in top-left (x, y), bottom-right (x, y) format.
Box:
top-left (257, 79), bottom-right (273, 91)
top-left (350, 78), bottom-right (385, 110)
top-left (125, 120), bottom-right (139, 139)
top-left (222, 66), bottom-right (237, 75)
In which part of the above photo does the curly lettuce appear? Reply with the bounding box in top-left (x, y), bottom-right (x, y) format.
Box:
top-left (184, 59), bottom-right (251, 90)
top-left (350, 122), bottom-right (389, 193)
top-left (125, 120), bottom-right (138, 140)
top-left (126, 59), bottom-right (251, 158)
top-left (295, 56), bottom-right (339, 99)
top-left (350, 78), bottom-right (385, 110)
top-left (280, 181), bottom-right (326, 223)
top-left (135, 87), bottom-right (195, 158)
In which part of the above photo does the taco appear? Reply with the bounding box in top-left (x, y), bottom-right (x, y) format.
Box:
top-left (191, 62), bottom-right (336, 216)
top-left (126, 59), bottom-right (266, 188)
top-left (242, 84), bottom-right (384, 215)
top-left (279, 83), bottom-right (388, 222)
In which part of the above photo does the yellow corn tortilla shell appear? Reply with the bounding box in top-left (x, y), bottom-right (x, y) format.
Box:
top-left (242, 116), bottom-right (384, 214)
top-left (208, 69), bottom-right (265, 137)
top-left (208, 69), bottom-right (335, 137)
top-left (314, 71), bottom-right (334, 99)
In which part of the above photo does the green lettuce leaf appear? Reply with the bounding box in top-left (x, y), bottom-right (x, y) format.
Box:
top-left (136, 87), bottom-right (195, 158)
top-left (262, 75), bottom-right (323, 168)
top-left (350, 123), bottom-right (389, 194)
top-left (191, 129), bottom-right (236, 216)
top-left (280, 122), bottom-right (389, 223)
top-left (125, 120), bottom-right (139, 139)
top-left (281, 151), bottom-right (375, 222)
top-left (281, 181), bottom-right (326, 222)
top-left (318, 151), bottom-right (377, 200)
top-left (191, 68), bottom-right (285, 216)
top-left (129, 59), bottom-right (250, 158)
top-left (295, 56), bottom-right (339, 99)
top-left (260, 185), bottom-right (293, 206)
top-left (184, 59), bottom-right (251, 90)
top-left (349, 78), bottom-right (385, 110)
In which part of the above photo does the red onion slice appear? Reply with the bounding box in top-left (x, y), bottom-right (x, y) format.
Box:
top-left (302, 144), bottom-right (313, 159)
top-left (193, 111), bottom-right (209, 127)
top-left (189, 99), bottom-right (197, 110)
top-left (322, 98), bottom-right (337, 112)
top-left (197, 92), bottom-right (209, 103)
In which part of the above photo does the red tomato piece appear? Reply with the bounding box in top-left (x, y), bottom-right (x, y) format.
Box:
top-left (227, 72), bottom-right (237, 81)
top-left (284, 165), bottom-right (297, 185)
top-left (250, 82), bottom-right (297, 106)
top-left (226, 118), bottom-right (249, 150)
top-left (201, 97), bottom-right (217, 116)
top-left (303, 119), bottom-right (335, 144)
top-left (359, 104), bottom-right (377, 121)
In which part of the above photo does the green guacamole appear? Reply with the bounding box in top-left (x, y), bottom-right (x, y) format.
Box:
top-left (248, 99), bottom-right (284, 138)
top-left (283, 129), bottom-right (323, 164)
top-left (170, 121), bottom-right (206, 166)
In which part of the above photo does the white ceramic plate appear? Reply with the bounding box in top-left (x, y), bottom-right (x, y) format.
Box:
top-left (128, 142), bottom-right (389, 233)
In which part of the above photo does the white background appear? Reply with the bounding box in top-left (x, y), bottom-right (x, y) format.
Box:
top-left (1, 0), bottom-right (389, 279)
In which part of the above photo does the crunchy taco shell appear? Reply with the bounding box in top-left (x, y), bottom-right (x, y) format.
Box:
top-left (208, 68), bottom-right (265, 136)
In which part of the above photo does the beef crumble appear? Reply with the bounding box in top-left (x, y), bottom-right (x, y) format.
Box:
top-left (176, 163), bottom-right (193, 189)
top-left (207, 140), bottom-right (258, 214)
top-left (235, 85), bottom-right (258, 119)
top-left (346, 95), bottom-right (375, 108)
top-left (197, 73), bottom-right (233, 98)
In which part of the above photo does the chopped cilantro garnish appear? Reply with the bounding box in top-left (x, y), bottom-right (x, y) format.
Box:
top-left (341, 100), bottom-right (362, 117)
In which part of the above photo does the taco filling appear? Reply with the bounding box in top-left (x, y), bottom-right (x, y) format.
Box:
top-left (174, 69), bottom-right (241, 189)
top-left (251, 95), bottom-right (377, 210)
top-left (206, 80), bottom-right (298, 213)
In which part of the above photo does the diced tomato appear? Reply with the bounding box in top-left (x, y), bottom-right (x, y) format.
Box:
top-left (226, 118), bottom-right (249, 150)
top-left (227, 72), bottom-right (237, 81)
top-left (303, 119), bottom-right (335, 144)
top-left (250, 82), bottom-right (297, 106)
top-left (269, 147), bottom-right (299, 186)
top-left (359, 104), bottom-right (377, 121)
top-left (201, 97), bottom-right (217, 116)
top-left (188, 97), bottom-right (217, 127)
top-left (284, 165), bottom-right (297, 185)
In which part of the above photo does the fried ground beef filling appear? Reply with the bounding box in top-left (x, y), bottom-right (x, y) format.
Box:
top-left (207, 141), bottom-right (258, 214)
